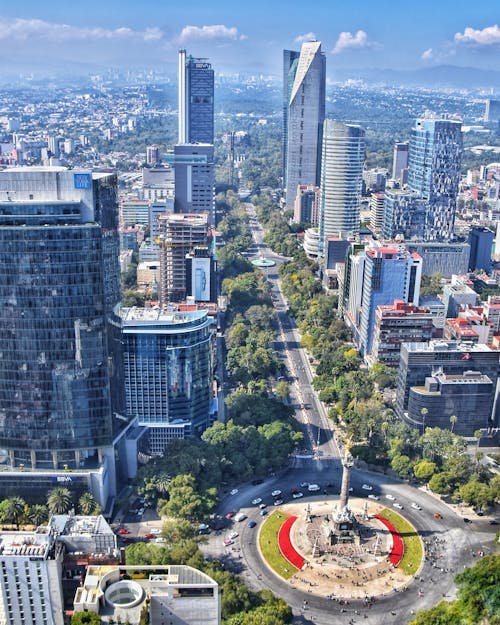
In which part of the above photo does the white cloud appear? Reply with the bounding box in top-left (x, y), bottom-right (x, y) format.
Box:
top-left (178, 24), bottom-right (244, 43)
top-left (294, 32), bottom-right (317, 44)
top-left (332, 30), bottom-right (378, 54)
top-left (0, 18), bottom-right (162, 43)
top-left (421, 48), bottom-right (434, 61)
top-left (454, 24), bottom-right (500, 46)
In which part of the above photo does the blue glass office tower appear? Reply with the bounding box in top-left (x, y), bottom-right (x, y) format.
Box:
top-left (178, 50), bottom-right (214, 145)
top-left (0, 168), bottom-right (126, 472)
top-left (122, 307), bottom-right (215, 454)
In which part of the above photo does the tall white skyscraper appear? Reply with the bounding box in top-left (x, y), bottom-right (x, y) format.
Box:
top-left (318, 120), bottom-right (365, 250)
top-left (283, 41), bottom-right (325, 210)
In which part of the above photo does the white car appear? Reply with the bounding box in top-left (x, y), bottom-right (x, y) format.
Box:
top-left (308, 484), bottom-right (320, 492)
top-left (271, 490), bottom-right (282, 497)
top-left (230, 488), bottom-right (239, 496)
top-left (385, 494), bottom-right (396, 501)
top-left (151, 528), bottom-right (161, 535)
top-left (292, 492), bottom-right (304, 499)
top-left (229, 531), bottom-right (239, 539)
top-left (393, 503), bottom-right (404, 510)
top-left (361, 484), bottom-right (373, 491)
top-left (273, 499), bottom-right (284, 506)
top-left (411, 502), bottom-right (422, 510)
top-left (251, 498), bottom-right (262, 505)
top-left (368, 494), bottom-right (379, 501)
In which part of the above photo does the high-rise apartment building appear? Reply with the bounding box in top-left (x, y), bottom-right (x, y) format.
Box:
top-left (484, 99), bottom-right (500, 123)
top-left (358, 245), bottom-right (422, 357)
top-left (122, 306), bottom-right (215, 453)
top-left (178, 50), bottom-right (214, 145)
top-left (0, 167), bottom-right (129, 506)
top-left (369, 192), bottom-right (385, 236)
top-left (146, 145), bottom-right (160, 165)
top-left (293, 184), bottom-right (320, 224)
top-left (392, 141), bottom-right (409, 182)
top-left (283, 41), bottom-right (325, 210)
top-left (468, 226), bottom-right (494, 272)
top-left (319, 121), bottom-right (365, 248)
top-left (158, 213), bottom-right (208, 305)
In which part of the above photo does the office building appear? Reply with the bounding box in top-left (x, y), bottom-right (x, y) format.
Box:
top-left (158, 213), bottom-right (208, 304)
top-left (0, 169), bottom-right (129, 507)
top-left (468, 226), bottom-right (494, 273)
top-left (283, 41), bottom-right (326, 210)
top-left (122, 307), bottom-right (215, 453)
top-left (294, 184), bottom-right (320, 225)
top-left (397, 341), bottom-right (499, 435)
top-left (371, 300), bottom-right (434, 367)
top-left (141, 166), bottom-right (175, 201)
top-left (404, 241), bottom-right (470, 277)
top-left (382, 189), bottom-right (427, 240)
top-left (303, 227), bottom-right (320, 258)
top-left (178, 50), bottom-right (214, 145)
top-left (483, 296), bottom-right (500, 333)
top-left (359, 246), bottom-right (422, 357)
top-left (363, 168), bottom-right (387, 193)
top-left (74, 564), bottom-right (220, 625)
top-left (319, 121), bottom-right (365, 248)
top-left (392, 141), bottom-right (409, 182)
top-left (120, 199), bottom-right (150, 226)
top-left (186, 247), bottom-right (217, 302)
top-left (47, 135), bottom-right (60, 158)
top-left (174, 143), bottom-right (214, 224)
top-left (407, 116), bottom-right (462, 241)
top-left (484, 99), bottom-right (500, 123)
top-left (442, 279), bottom-right (479, 318)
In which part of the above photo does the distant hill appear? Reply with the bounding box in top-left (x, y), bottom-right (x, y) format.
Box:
top-left (332, 65), bottom-right (500, 90)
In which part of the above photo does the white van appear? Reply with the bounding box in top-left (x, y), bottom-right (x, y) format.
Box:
top-left (308, 484), bottom-right (320, 492)
top-left (235, 513), bottom-right (247, 522)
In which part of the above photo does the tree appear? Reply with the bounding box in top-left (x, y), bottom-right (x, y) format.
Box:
top-left (47, 487), bottom-right (73, 514)
top-left (158, 474), bottom-right (207, 521)
top-left (420, 407), bottom-right (428, 436)
top-left (78, 492), bottom-right (101, 516)
top-left (391, 454), bottom-right (413, 478)
top-left (0, 497), bottom-right (26, 529)
top-left (29, 504), bottom-right (48, 527)
top-left (160, 519), bottom-right (197, 544)
top-left (459, 481), bottom-right (495, 511)
top-left (275, 381), bottom-right (290, 401)
top-left (71, 612), bottom-right (102, 624)
top-left (449, 415), bottom-right (457, 433)
top-left (413, 460), bottom-right (437, 481)
top-left (428, 472), bottom-right (451, 495)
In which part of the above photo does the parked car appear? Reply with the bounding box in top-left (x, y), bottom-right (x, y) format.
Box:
top-left (292, 492), bottom-right (304, 499)
top-left (273, 499), bottom-right (284, 506)
top-left (361, 484), bottom-right (373, 491)
top-left (144, 533), bottom-right (155, 539)
top-left (223, 539), bottom-right (234, 547)
top-left (248, 521), bottom-right (257, 528)
top-left (385, 494), bottom-right (396, 501)
top-left (368, 494), bottom-right (379, 501)
top-left (251, 498), bottom-right (262, 505)
top-left (229, 531), bottom-right (239, 539)
top-left (260, 509), bottom-right (268, 516)
top-left (225, 511), bottom-right (236, 519)
top-left (117, 528), bottom-right (130, 535)
top-left (259, 503), bottom-right (267, 509)
top-left (308, 484), bottom-right (320, 492)
top-left (235, 513), bottom-right (247, 522)
top-left (271, 490), bottom-right (282, 497)
top-left (230, 488), bottom-right (239, 496)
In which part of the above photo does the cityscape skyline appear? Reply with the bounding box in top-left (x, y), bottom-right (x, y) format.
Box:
top-left (1, 1), bottom-right (500, 77)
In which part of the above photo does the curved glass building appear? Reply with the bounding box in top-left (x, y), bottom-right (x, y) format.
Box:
top-left (0, 168), bottom-right (125, 472)
top-left (121, 306), bottom-right (215, 454)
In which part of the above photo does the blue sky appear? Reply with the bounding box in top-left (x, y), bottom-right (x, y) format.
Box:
top-left (1, 0), bottom-right (499, 76)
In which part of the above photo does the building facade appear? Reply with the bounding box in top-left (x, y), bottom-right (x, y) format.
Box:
top-left (283, 41), bottom-right (326, 210)
top-left (293, 184), bottom-right (320, 225)
top-left (178, 50), bottom-right (214, 145)
top-left (392, 141), bottom-right (409, 182)
top-left (158, 213), bottom-right (208, 305)
top-left (468, 226), bottom-right (494, 273)
top-left (173, 144), bottom-right (214, 224)
top-left (319, 121), bottom-right (365, 248)
top-left (122, 307), bottom-right (215, 454)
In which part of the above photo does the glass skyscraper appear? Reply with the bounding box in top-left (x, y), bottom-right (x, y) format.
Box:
top-left (178, 50), bottom-right (214, 145)
top-left (318, 120), bottom-right (365, 248)
top-left (122, 307), bottom-right (215, 454)
top-left (283, 41), bottom-right (325, 210)
top-left (0, 168), bottom-right (125, 471)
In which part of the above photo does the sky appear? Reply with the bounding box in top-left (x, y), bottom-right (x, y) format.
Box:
top-left (1, 0), bottom-right (499, 77)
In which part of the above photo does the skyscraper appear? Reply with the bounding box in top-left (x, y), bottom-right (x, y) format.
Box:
top-left (173, 143), bottom-right (214, 223)
top-left (318, 120), bottom-right (365, 247)
top-left (178, 50), bottom-right (214, 145)
top-left (392, 141), bottom-right (409, 182)
top-left (0, 168), bottom-right (126, 480)
top-left (283, 41), bottom-right (325, 210)
top-left (407, 116), bottom-right (462, 241)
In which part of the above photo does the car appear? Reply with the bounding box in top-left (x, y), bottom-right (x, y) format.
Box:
top-left (273, 499), bottom-right (284, 506)
top-left (121, 536), bottom-right (134, 543)
top-left (291, 488), bottom-right (299, 494)
top-left (229, 531), bottom-right (239, 539)
top-left (385, 494), bottom-right (396, 501)
top-left (361, 484), bottom-right (373, 491)
top-left (463, 518), bottom-right (471, 523)
top-left (225, 511), bottom-right (236, 519)
top-left (271, 490), bottom-right (282, 497)
top-left (235, 513), bottom-right (247, 522)
top-left (259, 503), bottom-right (267, 509)
top-left (144, 533), bottom-right (155, 539)
top-left (117, 528), bottom-right (130, 535)
top-left (292, 492), bottom-right (304, 499)
top-left (434, 513), bottom-right (443, 520)
top-left (411, 502), bottom-right (422, 510)
top-left (393, 503), bottom-right (404, 510)
top-left (230, 488), bottom-right (239, 496)
top-left (138, 508), bottom-right (145, 515)
top-left (260, 509), bottom-right (268, 516)
top-left (223, 539), bottom-right (234, 547)
top-left (198, 523), bottom-right (210, 531)
top-left (300, 482), bottom-right (308, 488)
top-left (368, 494), bottom-right (379, 501)
top-left (488, 519), bottom-right (499, 525)
top-left (348, 487), bottom-right (353, 493)
top-left (251, 498), bottom-right (262, 505)
top-left (308, 484), bottom-right (320, 492)
top-left (150, 528), bottom-right (161, 535)
top-left (248, 521), bottom-right (257, 528)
